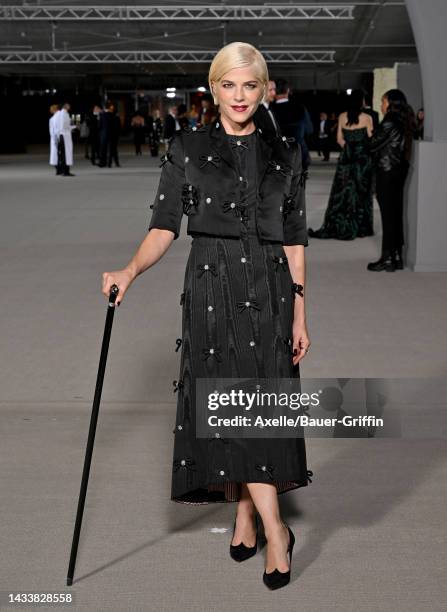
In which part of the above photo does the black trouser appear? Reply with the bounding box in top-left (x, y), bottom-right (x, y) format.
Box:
top-left (375, 163), bottom-right (409, 252)
top-left (89, 136), bottom-right (100, 164)
top-left (57, 135), bottom-right (69, 175)
top-left (99, 134), bottom-right (109, 166)
top-left (108, 140), bottom-right (119, 167)
top-left (317, 136), bottom-right (330, 160)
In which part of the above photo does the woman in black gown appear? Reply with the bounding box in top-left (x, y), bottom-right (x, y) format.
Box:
top-left (308, 89), bottom-right (374, 240)
top-left (101, 42), bottom-right (312, 590)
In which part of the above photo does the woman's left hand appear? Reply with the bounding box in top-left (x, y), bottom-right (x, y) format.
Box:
top-left (292, 321), bottom-right (311, 366)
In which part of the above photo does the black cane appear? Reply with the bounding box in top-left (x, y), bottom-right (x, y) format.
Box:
top-left (66, 283), bottom-right (120, 586)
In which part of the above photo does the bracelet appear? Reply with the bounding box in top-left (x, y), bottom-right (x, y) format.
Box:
top-left (292, 282), bottom-right (304, 297)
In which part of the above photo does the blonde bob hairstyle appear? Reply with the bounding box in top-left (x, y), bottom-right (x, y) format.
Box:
top-left (208, 41), bottom-right (269, 106)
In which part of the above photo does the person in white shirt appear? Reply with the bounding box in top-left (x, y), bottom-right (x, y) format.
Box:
top-left (54, 102), bottom-right (75, 176)
top-left (49, 104), bottom-right (61, 175)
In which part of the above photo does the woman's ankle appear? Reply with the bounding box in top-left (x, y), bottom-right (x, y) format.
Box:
top-left (264, 519), bottom-right (287, 540)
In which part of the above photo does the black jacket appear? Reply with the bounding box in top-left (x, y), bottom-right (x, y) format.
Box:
top-left (370, 113), bottom-right (406, 172)
top-left (253, 103), bottom-right (281, 141)
top-left (163, 113), bottom-right (177, 140)
top-left (148, 112), bottom-right (308, 246)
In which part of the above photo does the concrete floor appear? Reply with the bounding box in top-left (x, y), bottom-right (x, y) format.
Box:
top-left (1, 146), bottom-right (446, 611)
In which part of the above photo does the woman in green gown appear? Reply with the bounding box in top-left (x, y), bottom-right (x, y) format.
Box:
top-left (308, 89), bottom-right (374, 240)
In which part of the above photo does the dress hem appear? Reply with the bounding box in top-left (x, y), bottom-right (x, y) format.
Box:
top-left (171, 474), bottom-right (312, 505)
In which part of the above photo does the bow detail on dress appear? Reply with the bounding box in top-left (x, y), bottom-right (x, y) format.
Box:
top-left (208, 432), bottom-right (229, 444)
top-left (201, 346), bottom-right (223, 362)
top-left (229, 138), bottom-right (249, 150)
top-left (172, 422), bottom-right (185, 434)
top-left (282, 336), bottom-right (294, 355)
top-left (173, 457), bottom-right (197, 473)
top-left (199, 153), bottom-right (221, 168)
top-left (181, 183), bottom-right (199, 215)
top-left (173, 456), bottom-right (197, 487)
top-left (267, 160), bottom-right (292, 177)
top-left (282, 194), bottom-right (295, 219)
top-left (255, 464), bottom-right (275, 480)
top-left (292, 283), bottom-right (304, 298)
top-left (279, 135), bottom-right (296, 149)
top-left (236, 299), bottom-right (261, 313)
top-left (183, 124), bottom-right (207, 134)
top-left (196, 262), bottom-right (218, 277)
top-left (240, 207), bottom-right (250, 228)
top-left (271, 255), bottom-right (288, 271)
top-left (172, 379), bottom-right (184, 393)
top-left (222, 200), bottom-right (246, 217)
top-left (159, 151), bottom-right (173, 167)
top-left (298, 169), bottom-right (309, 187)
top-left (175, 338), bottom-right (182, 352)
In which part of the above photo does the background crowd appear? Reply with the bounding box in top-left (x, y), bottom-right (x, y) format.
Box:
top-left (49, 79), bottom-right (423, 273)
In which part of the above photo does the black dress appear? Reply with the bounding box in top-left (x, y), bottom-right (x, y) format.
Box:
top-left (308, 127), bottom-right (373, 240)
top-left (171, 130), bottom-right (313, 504)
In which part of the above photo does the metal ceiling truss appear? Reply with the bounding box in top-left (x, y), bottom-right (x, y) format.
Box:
top-left (0, 4), bottom-right (355, 21)
top-left (0, 50), bottom-right (336, 63)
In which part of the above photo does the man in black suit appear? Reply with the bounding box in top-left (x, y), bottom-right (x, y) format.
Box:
top-left (163, 104), bottom-right (180, 142)
top-left (272, 78), bottom-right (313, 169)
top-left (316, 111), bottom-right (332, 161)
top-left (98, 102), bottom-right (114, 167)
top-left (362, 94), bottom-right (379, 131)
top-left (253, 79), bottom-right (281, 140)
top-left (108, 105), bottom-right (121, 167)
top-left (86, 104), bottom-right (101, 165)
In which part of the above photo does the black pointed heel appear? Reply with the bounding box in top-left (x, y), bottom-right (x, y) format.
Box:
top-left (229, 514), bottom-right (258, 562)
top-left (263, 523), bottom-right (295, 590)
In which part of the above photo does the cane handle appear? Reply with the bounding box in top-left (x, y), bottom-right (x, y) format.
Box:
top-left (108, 284), bottom-right (119, 306)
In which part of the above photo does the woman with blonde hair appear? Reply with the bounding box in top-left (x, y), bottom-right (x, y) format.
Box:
top-left (102, 41), bottom-right (312, 590)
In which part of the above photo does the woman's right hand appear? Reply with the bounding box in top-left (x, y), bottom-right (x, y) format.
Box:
top-left (101, 267), bottom-right (135, 306)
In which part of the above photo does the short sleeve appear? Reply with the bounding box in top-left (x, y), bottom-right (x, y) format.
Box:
top-left (283, 145), bottom-right (309, 247)
top-left (148, 132), bottom-right (185, 240)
